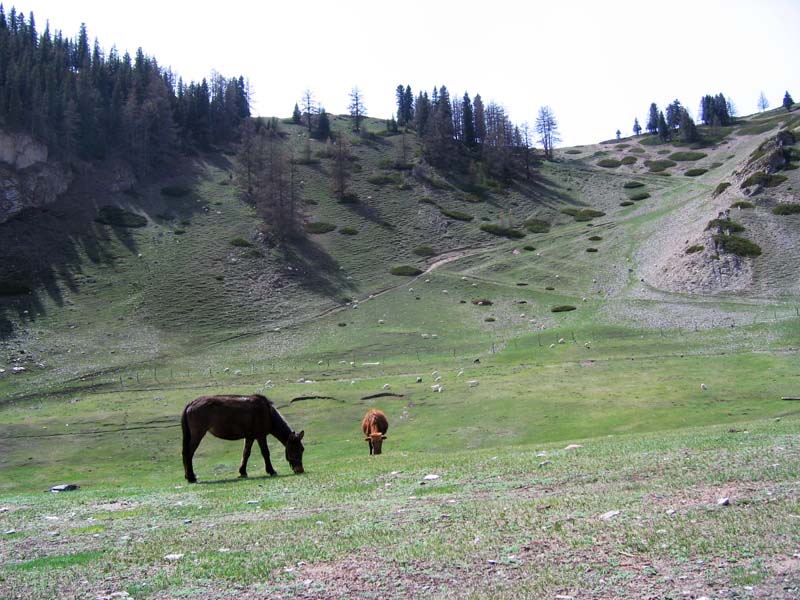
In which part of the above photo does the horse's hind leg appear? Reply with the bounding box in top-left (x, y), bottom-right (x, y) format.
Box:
top-left (239, 438), bottom-right (255, 478)
top-left (256, 435), bottom-right (277, 476)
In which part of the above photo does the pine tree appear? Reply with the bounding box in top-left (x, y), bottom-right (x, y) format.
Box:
top-left (313, 107), bottom-right (330, 140)
top-left (395, 84), bottom-right (406, 126)
top-left (403, 85), bottom-right (414, 126)
top-left (473, 94), bottom-right (485, 146)
top-left (348, 86), bottom-right (366, 132)
top-left (462, 92), bottom-right (476, 149)
top-left (633, 117), bottom-right (642, 136)
top-left (646, 103), bottom-right (659, 134)
top-left (783, 91), bottom-right (794, 112)
top-left (615, 129), bottom-right (621, 140)
top-left (291, 103), bottom-right (302, 124)
top-left (665, 99), bottom-right (682, 130)
top-left (679, 110), bottom-right (698, 143)
top-left (657, 111), bottom-right (670, 142)
top-left (535, 105), bottom-right (560, 160)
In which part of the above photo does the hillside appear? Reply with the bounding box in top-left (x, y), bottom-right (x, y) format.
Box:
top-left (1, 109), bottom-right (799, 599)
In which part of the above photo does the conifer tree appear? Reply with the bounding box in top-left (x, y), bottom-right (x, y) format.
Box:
top-left (783, 91), bottom-right (794, 111)
top-left (473, 94), bottom-right (486, 146)
top-left (657, 111), bottom-right (670, 142)
top-left (348, 86), bottom-right (366, 132)
top-left (314, 107), bottom-right (330, 140)
top-left (462, 92), bottom-right (476, 149)
top-left (403, 85), bottom-right (414, 126)
top-left (633, 117), bottom-right (642, 136)
top-left (646, 103), bottom-right (659, 134)
top-left (292, 103), bottom-right (302, 124)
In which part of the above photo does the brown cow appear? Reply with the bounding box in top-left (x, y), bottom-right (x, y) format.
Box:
top-left (361, 409), bottom-right (389, 455)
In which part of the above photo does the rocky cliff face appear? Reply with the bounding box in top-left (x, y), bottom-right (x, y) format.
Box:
top-left (0, 131), bottom-right (72, 224)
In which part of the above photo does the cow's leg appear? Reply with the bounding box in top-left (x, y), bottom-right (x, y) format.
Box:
top-left (239, 437), bottom-right (255, 478)
top-left (183, 428), bottom-right (206, 483)
top-left (368, 439), bottom-right (374, 455)
top-left (257, 435), bottom-right (277, 476)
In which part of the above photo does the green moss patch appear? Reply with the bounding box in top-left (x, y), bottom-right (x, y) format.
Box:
top-left (741, 172), bottom-right (788, 188)
top-left (95, 206), bottom-right (147, 228)
top-left (588, 235), bottom-right (603, 241)
top-left (620, 156), bottom-right (637, 165)
top-left (230, 237), bottom-right (253, 247)
top-left (418, 197), bottom-right (437, 205)
top-left (339, 227), bottom-right (358, 235)
top-left (412, 245), bottom-right (436, 257)
top-left (628, 192), bottom-right (651, 201)
top-left (623, 181), bottom-right (645, 189)
top-left (619, 201), bottom-right (634, 206)
top-left (713, 182), bottom-right (731, 196)
top-left (586, 247), bottom-right (598, 252)
top-left (684, 168), bottom-right (708, 177)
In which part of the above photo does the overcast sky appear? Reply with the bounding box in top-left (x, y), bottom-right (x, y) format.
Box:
top-left (11, 0), bottom-right (800, 146)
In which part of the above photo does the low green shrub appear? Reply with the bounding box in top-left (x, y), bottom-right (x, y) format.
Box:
top-left (588, 235), bottom-right (603, 241)
top-left (772, 203), bottom-right (800, 215)
top-left (173, 229), bottom-right (186, 235)
top-left (339, 227), bottom-right (358, 235)
top-left (367, 173), bottom-right (401, 186)
top-left (480, 223), bottom-right (526, 238)
top-left (639, 136), bottom-right (662, 146)
top-left (565, 149), bottom-right (582, 154)
top-left (390, 265), bottom-right (423, 276)
top-left (472, 298), bottom-right (493, 306)
top-left (629, 147), bottom-right (646, 154)
top-left (621, 156), bottom-right (637, 165)
top-left (161, 185), bottom-right (191, 197)
top-left (597, 158), bottom-right (622, 168)
top-left (586, 247), bottom-right (598, 252)
top-left (684, 168), bottom-right (708, 177)
top-left (306, 222), bottom-right (337, 234)
top-left (685, 245), bottom-right (704, 254)
top-left (524, 218), bottom-right (550, 233)
top-left (95, 206), bottom-right (147, 228)
top-left (244, 249), bottom-right (263, 258)
top-left (713, 182), bottom-right (731, 196)
top-left (338, 193), bottom-right (360, 204)
top-left (741, 171), bottom-right (788, 188)
top-left (629, 192), bottom-right (650, 201)
top-left (668, 151), bottom-right (707, 161)
top-left (713, 234), bottom-right (762, 256)
top-left (619, 201), bottom-right (634, 206)
top-left (418, 197), bottom-right (437, 205)
top-left (484, 317), bottom-right (496, 322)
top-left (551, 305), bottom-right (577, 312)
top-left (561, 208), bottom-right (606, 221)
top-left (412, 245), bottom-right (436, 256)
top-left (706, 218), bottom-right (745, 233)
top-left (645, 159), bottom-right (677, 172)
top-left (523, 245), bottom-right (536, 251)
top-left (623, 181), bottom-right (645, 189)
top-left (730, 201), bottom-right (754, 209)
top-left (0, 281), bottom-right (32, 296)
top-left (545, 286), bottom-right (555, 291)
top-left (230, 237), bottom-right (253, 247)
top-left (440, 208), bottom-right (474, 221)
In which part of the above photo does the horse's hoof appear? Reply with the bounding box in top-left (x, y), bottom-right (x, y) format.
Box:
top-left (268, 471), bottom-right (277, 477)
top-left (239, 473), bottom-right (248, 479)
top-left (187, 477), bottom-right (197, 484)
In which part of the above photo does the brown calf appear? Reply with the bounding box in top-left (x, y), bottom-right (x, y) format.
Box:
top-left (361, 409), bottom-right (389, 455)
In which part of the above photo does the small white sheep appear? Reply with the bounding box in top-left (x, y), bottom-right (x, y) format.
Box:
top-left (383, 383), bottom-right (391, 390)
top-left (431, 370), bottom-right (439, 376)
top-left (700, 383), bottom-right (708, 391)
top-left (434, 376), bottom-right (442, 382)
top-left (457, 370), bottom-right (464, 377)
top-left (468, 380), bottom-right (479, 388)
top-left (431, 384), bottom-right (443, 393)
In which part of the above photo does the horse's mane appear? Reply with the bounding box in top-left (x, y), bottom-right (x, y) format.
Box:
top-left (254, 394), bottom-right (293, 443)
top-left (251, 394), bottom-right (273, 405)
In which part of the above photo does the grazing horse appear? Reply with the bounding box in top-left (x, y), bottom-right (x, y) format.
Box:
top-left (362, 409), bottom-right (389, 455)
top-left (181, 394), bottom-right (304, 483)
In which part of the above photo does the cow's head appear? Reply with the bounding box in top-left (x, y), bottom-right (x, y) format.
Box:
top-left (365, 432), bottom-right (387, 454)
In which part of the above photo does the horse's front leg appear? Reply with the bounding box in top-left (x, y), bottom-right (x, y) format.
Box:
top-left (256, 435), bottom-right (277, 476)
top-left (239, 437), bottom-right (255, 478)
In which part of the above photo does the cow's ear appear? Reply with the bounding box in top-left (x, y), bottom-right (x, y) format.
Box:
top-left (381, 435), bottom-right (388, 440)
top-left (365, 437), bottom-right (371, 442)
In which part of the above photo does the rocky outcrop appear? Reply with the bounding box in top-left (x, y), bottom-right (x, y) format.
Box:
top-left (0, 131), bottom-right (72, 224)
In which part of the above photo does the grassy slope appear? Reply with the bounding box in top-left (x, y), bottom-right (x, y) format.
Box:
top-left (1, 113), bottom-right (799, 598)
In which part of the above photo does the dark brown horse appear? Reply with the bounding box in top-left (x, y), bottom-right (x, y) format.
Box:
top-left (362, 409), bottom-right (388, 455)
top-left (181, 394), bottom-right (304, 483)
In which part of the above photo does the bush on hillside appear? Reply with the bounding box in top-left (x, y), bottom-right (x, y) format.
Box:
top-left (565, 149), bottom-right (582, 154)
top-left (230, 237), bottom-right (253, 247)
top-left (621, 156), bottom-right (637, 165)
top-left (713, 182), bottom-right (731, 196)
top-left (523, 245), bottom-right (536, 251)
top-left (741, 171), bottom-right (788, 188)
top-left (713, 234), bottom-right (762, 257)
top-left (440, 208), bottom-right (474, 221)
top-left (645, 159), bottom-right (677, 172)
top-left (306, 222), bottom-right (337, 234)
top-left (95, 206), bottom-right (147, 228)
top-left (561, 208), bottom-right (606, 221)
top-left (619, 201), bottom-right (634, 206)
top-left (588, 235), bottom-right (603, 241)
top-left (684, 168), bottom-right (708, 177)
top-left (418, 197), bottom-right (437, 205)
top-left (685, 245), bottom-right (704, 254)
top-left (412, 245), bottom-right (436, 256)
top-left (586, 247), bottom-right (598, 252)
top-left (480, 223), bottom-right (526, 238)
top-left (390, 265), bottom-right (423, 276)
top-left (0, 281), bottom-right (32, 296)
top-left (623, 181), bottom-right (645, 189)
top-left (367, 173), bottom-right (401, 186)
top-left (772, 203), bottom-right (800, 215)
top-left (597, 158), bottom-right (622, 168)
top-left (730, 201), bottom-right (754, 209)
top-left (339, 227), bottom-right (358, 235)
top-left (668, 151), bottom-right (707, 161)
top-left (706, 218), bottom-right (745, 233)
top-left (629, 192), bottom-right (650, 201)
top-left (551, 305), bottom-right (577, 312)
top-left (471, 298), bottom-right (493, 306)
top-left (524, 218), bottom-right (550, 233)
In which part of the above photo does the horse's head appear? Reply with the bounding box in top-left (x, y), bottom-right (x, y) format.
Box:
top-left (365, 432), bottom-right (387, 454)
top-left (285, 430), bottom-right (305, 474)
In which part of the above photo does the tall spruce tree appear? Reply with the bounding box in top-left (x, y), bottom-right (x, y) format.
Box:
top-left (646, 103), bottom-right (659, 134)
top-left (783, 91), bottom-right (794, 111)
top-left (633, 117), bottom-right (642, 136)
top-left (462, 92), bottom-right (476, 149)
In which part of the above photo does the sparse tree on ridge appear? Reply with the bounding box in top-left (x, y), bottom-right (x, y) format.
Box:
top-left (535, 105), bottom-right (560, 160)
top-left (313, 107), bottom-right (330, 140)
top-left (633, 117), bottom-right (642, 136)
top-left (616, 129), bottom-right (621, 139)
top-left (665, 99), bottom-right (683, 130)
top-left (757, 92), bottom-right (769, 112)
top-left (783, 91), bottom-right (794, 111)
top-left (302, 89), bottom-right (316, 132)
top-left (292, 103), bottom-right (302, 124)
top-left (348, 86), bottom-right (366, 132)
top-left (331, 136), bottom-right (353, 200)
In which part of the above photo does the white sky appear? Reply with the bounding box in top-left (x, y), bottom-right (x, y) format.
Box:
top-left (11, 0), bottom-right (800, 147)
